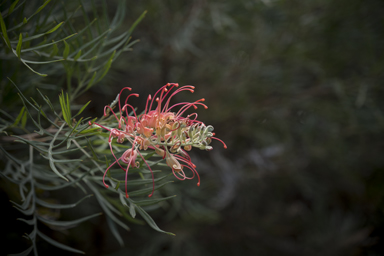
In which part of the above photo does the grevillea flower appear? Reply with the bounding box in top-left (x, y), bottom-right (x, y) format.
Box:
top-left (89, 83), bottom-right (227, 198)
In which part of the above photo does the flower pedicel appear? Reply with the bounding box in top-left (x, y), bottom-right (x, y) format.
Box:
top-left (89, 83), bottom-right (226, 198)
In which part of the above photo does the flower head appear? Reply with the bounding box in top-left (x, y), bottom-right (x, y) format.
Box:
top-left (89, 83), bottom-right (226, 198)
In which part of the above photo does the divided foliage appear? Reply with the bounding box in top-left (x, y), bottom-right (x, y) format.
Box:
top-left (0, 1), bottom-right (174, 255)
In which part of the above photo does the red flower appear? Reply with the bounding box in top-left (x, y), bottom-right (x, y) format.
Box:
top-left (89, 83), bottom-right (226, 198)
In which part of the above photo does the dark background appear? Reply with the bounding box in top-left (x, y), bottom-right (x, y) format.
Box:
top-left (4, 0), bottom-right (384, 255)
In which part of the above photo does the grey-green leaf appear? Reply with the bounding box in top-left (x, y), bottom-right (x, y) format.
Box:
top-left (129, 200), bottom-right (136, 218)
top-left (37, 212), bottom-right (102, 227)
top-left (35, 194), bottom-right (93, 209)
top-left (8, 246), bottom-right (33, 256)
top-left (63, 40), bottom-right (70, 59)
top-left (135, 204), bottom-right (175, 236)
top-left (37, 230), bottom-right (85, 254)
top-left (16, 33), bottom-right (22, 58)
top-left (133, 195), bottom-right (176, 207)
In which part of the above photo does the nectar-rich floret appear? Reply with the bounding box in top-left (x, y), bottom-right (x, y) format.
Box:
top-left (89, 83), bottom-right (227, 198)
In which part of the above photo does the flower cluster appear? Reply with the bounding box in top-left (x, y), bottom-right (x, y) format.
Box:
top-left (89, 83), bottom-right (226, 198)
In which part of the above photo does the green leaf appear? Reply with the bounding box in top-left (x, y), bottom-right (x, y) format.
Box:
top-left (85, 71), bottom-right (97, 90)
top-left (32, 0), bottom-right (51, 19)
top-left (36, 88), bottom-right (56, 112)
top-left (21, 109), bottom-right (27, 128)
top-left (59, 91), bottom-right (72, 126)
top-left (19, 59), bottom-right (47, 76)
top-left (66, 92), bottom-right (71, 119)
top-left (93, 35), bottom-right (128, 60)
top-left (48, 123), bottom-right (69, 181)
top-left (8, 0), bottom-right (20, 15)
top-left (127, 181), bottom-right (173, 197)
top-left (23, 33), bottom-right (30, 48)
top-left (16, 33), bottom-right (23, 59)
top-left (104, 28), bottom-right (129, 47)
top-left (66, 18), bottom-right (100, 58)
top-left (79, 1), bottom-right (94, 39)
top-left (110, 0), bottom-right (126, 28)
top-left (123, 39), bottom-right (140, 51)
top-left (85, 137), bottom-right (98, 160)
top-left (79, 126), bottom-right (100, 135)
top-left (10, 23), bottom-right (64, 44)
top-left (74, 49), bottom-right (82, 61)
top-left (73, 100), bottom-right (90, 118)
top-left (65, 118), bottom-right (83, 143)
top-left (128, 10), bottom-right (147, 35)
top-left (13, 106), bottom-right (25, 126)
top-left (21, 33), bottom-right (76, 53)
top-left (36, 103), bottom-right (48, 119)
top-left (123, 174), bottom-right (170, 186)
top-left (63, 40), bottom-right (70, 59)
top-left (46, 21), bottom-right (64, 34)
top-left (0, 11), bottom-right (11, 48)
top-left (11, 80), bottom-right (47, 127)
top-left (50, 42), bottom-right (58, 57)
top-left (72, 121), bottom-right (97, 137)
top-left (96, 50), bottom-right (115, 83)
top-left (21, 58), bottom-right (64, 64)
top-left (59, 92), bottom-right (67, 123)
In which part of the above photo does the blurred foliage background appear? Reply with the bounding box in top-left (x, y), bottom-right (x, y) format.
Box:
top-left (3, 0), bottom-right (384, 255)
